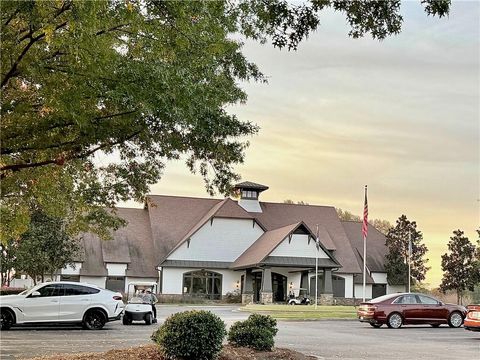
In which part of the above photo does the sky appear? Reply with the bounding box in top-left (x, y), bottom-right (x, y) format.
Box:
top-left (120, 1), bottom-right (479, 288)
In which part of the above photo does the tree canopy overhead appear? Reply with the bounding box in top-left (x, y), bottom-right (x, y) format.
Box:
top-left (1, 0), bottom-right (451, 243)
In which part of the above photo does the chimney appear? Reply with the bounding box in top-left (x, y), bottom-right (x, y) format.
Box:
top-left (234, 181), bottom-right (268, 213)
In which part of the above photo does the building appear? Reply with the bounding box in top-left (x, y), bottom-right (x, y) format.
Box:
top-left (11, 182), bottom-right (405, 303)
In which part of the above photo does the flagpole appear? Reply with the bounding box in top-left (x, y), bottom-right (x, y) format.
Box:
top-left (362, 185), bottom-right (368, 302)
top-left (408, 231), bottom-right (412, 293)
top-left (315, 224), bottom-right (319, 310)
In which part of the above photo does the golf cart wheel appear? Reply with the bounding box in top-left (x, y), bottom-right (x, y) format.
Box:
top-left (122, 314), bottom-right (132, 325)
top-left (289, 301), bottom-right (295, 305)
top-left (145, 313), bottom-right (152, 325)
top-left (82, 309), bottom-right (106, 330)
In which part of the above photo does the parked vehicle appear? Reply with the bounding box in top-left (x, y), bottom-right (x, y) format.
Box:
top-left (357, 293), bottom-right (467, 329)
top-left (122, 282), bottom-right (157, 325)
top-left (0, 281), bottom-right (124, 330)
top-left (287, 288), bottom-right (310, 305)
top-left (464, 304), bottom-right (480, 332)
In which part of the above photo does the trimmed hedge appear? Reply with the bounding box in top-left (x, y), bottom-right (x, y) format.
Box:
top-left (227, 314), bottom-right (278, 351)
top-left (0, 287), bottom-right (25, 296)
top-left (151, 310), bottom-right (226, 360)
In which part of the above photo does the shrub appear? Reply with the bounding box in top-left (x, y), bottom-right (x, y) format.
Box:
top-left (228, 314), bottom-right (278, 351)
top-left (151, 310), bottom-right (226, 360)
top-left (0, 287), bottom-right (25, 296)
top-left (222, 290), bottom-right (241, 304)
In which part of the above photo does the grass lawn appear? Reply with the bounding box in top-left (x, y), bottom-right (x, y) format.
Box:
top-left (240, 304), bottom-right (357, 320)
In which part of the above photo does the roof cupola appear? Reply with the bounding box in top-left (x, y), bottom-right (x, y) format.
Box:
top-left (234, 181), bottom-right (268, 213)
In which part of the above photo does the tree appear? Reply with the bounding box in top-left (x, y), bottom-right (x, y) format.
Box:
top-left (439, 230), bottom-right (477, 304)
top-left (283, 199), bottom-right (309, 205)
top-left (384, 215), bottom-right (429, 286)
top-left (1, 1), bottom-right (451, 244)
top-left (0, 240), bottom-right (17, 287)
top-left (336, 208), bottom-right (392, 234)
top-left (15, 210), bottom-right (80, 284)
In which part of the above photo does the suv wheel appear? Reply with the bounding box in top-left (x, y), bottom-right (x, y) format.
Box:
top-left (1, 309), bottom-right (14, 330)
top-left (83, 310), bottom-right (106, 330)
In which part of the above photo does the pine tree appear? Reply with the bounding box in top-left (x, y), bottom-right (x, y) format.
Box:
top-left (384, 215), bottom-right (429, 287)
top-left (439, 230), bottom-right (477, 305)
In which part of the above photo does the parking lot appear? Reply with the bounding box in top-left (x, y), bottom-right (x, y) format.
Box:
top-left (1, 305), bottom-right (479, 360)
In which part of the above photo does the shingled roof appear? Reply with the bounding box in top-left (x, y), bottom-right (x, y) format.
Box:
top-left (254, 202), bottom-right (362, 274)
top-left (342, 221), bottom-right (387, 273)
top-left (78, 208), bottom-right (158, 278)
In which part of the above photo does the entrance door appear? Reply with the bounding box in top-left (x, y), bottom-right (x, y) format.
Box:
top-left (252, 272), bottom-right (262, 302)
top-left (272, 273), bottom-right (287, 302)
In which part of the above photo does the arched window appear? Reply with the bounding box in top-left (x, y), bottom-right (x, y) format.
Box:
top-left (182, 270), bottom-right (222, 299)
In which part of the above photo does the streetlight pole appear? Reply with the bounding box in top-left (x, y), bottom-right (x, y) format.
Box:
top-left (315, 224), bottom-right (319, 310)
top-left (408, 231), bottom-right (412, 293)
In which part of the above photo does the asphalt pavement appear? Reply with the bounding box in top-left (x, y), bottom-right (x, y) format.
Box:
top-left (0, 305), bottom-right (478, 360)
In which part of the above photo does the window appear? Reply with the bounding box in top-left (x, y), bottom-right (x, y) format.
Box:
top-left (241, 190), bottom-right (258, 199)
top-left (183, 270), bottom-right (222, 299)
top-left (417, 295), bottom-right (439, 305)
top-left (35, 284), bottom-right (64, 297)
top-left (393, 295), bottom-right (418, 304)
top-left (106, 276), bottom-right (125, 293)
top-left (64, 284), bottom-right (100, 296)
top-left (60, 275), bottom-right (80, 282)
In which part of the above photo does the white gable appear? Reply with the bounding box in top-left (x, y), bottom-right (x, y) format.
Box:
top-left (270, 234), bottom-right (330, 258)
top-left (168, 218), bottom-right (264, 262)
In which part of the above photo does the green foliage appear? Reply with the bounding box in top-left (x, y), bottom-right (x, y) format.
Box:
top-left (335, 208), bottom-right (392, 234)
top-left (228, 314), bottom-right (278, 351)
top-left (385, 215), bottom-right (429, 286)
top-left (439, 230), bottom-right (477, 304)
top-left (151, 310), bottom-right (226, 360)
top-left (14, 210), bottom-right (81, 284)
top-left (1, 0), bottom-right (451, 244)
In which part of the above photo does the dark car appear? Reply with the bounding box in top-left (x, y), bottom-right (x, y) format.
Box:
top-left (357, 293), bottom-right (467, 329)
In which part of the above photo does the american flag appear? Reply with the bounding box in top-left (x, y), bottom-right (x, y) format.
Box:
top-left (362, 185), bottom-right (368, 239)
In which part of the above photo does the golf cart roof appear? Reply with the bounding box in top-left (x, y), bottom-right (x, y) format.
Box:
top-left (128, 282), bottom-right (157, 286)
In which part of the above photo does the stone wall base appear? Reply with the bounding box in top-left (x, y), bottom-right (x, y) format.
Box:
top-left (260, 291), bottom-right (273, 304)
top-left (318, 293), bottom-right (334, 305)
top-left (242, 293), bottom-right (254, 305)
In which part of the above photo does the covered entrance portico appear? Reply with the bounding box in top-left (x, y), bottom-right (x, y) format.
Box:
top-left (231, 221), bottom-right (341, 305)
top-left (240, 261), bottom-right (338, 304)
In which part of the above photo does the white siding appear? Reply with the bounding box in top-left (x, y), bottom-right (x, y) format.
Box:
top-left (80, 276), bottom-right (106, 289)
top-left (387, 284), bottom-right (406, 294)
top-left (10, 277), bottom-right (34, 289)
top-left (106, 263), bottom-right (127, 276)
top-left (270, 234), bottom-right (329, 258)
top-left (61, 262), bottom-right (82, 275)
top-left (371, 272), bottom-right (387, 284)
top-left (168, 218), bottom-right (264, 262)
top-left (162, 267), bottom-right (241, 295)
top-left (354, 284), bottom-right (373, 299)
top-left (238, 199), bottom-right (262, 213)
top-left (335, 274), bottom-right (354, 298)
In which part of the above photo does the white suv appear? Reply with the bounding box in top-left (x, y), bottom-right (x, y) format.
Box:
top-left (0, 281), bottom-right (125, 330)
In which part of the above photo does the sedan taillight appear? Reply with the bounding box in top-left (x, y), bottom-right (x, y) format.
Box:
top-left (113, 295), bottom-right (122, 301)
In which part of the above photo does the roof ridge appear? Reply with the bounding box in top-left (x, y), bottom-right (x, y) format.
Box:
top-left (146, 194), bottom-right (221, 201)
top-left (259, 201), bottom-right (335, 209)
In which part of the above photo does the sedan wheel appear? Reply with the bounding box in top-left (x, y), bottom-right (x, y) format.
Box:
top-left (387, 313), bottom-right (403, 329)
top-left (83, 310), bottom-right (106, 330)
top-left (448, 311), bottom-right (463, 328)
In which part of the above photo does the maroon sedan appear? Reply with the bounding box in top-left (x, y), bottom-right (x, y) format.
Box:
top-left (357, 293), bottom-right (467, 329)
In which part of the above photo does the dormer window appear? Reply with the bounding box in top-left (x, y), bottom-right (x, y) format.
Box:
top-left (241, 190), bottom-right (258, 199)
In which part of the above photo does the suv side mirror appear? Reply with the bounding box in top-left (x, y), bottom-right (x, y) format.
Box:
top-left (29, 291), bottom-right (41, 298)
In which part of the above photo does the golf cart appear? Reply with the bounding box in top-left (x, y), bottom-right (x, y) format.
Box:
top-left (122, 282), bottom-right (157, 325)
top-left (287, 288), bottom-right (311, 305)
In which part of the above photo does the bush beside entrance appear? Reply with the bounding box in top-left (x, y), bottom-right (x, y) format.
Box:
top-left (151, 310), bottom-right (226, 360)
top-left (228, 314), bottom-right (278, 351)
